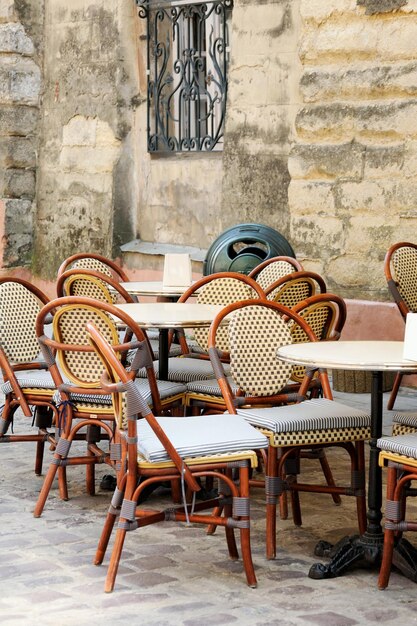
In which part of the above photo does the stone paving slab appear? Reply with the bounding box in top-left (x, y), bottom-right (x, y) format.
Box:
top-left (1, 390), bottom-right (417, 625)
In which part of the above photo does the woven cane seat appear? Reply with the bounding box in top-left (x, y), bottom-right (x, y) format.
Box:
top-left (136, 414), bottom-right (268, 463)
top-left (237, 398), bottom-right (371, 447)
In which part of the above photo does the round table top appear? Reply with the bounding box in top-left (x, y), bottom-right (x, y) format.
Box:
top-left (120, 281), bottom-right (197, 297)
top-left (277, 340), bottom-right (417, 372)
top-left (114, 302), bottom-right (224, 329)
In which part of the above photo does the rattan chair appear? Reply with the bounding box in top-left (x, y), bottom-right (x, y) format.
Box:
top-left (264, 270), bottom-right (326, 305)
top-left (377, 431), bottom-right (417, 589)
top-left (57, 268), bottom-right (181, 360)
top-left (0, 277), bottom-right (58, 475)
top-left (248, 255), bottom-right (303, 291)
top-left (33, 296), bottom-right (186, 517)
top-left (384, 242), bottom-right (417, 410)
top-left (85, 321), bottom-right (269, 591)
top-left (57, 252), bottom-right (129, 283)
top-left (207, 299), bottom-right (371, 559)
top-left (141, 272), bottom-right (265, 383)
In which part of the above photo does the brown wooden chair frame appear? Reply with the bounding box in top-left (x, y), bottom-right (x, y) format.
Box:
top-left (207, 299), bottom-right (367, 559)
top-left (33, 296), bottom-right (182, 517)
top-left (57, 252), bottom-right (129, 283)
top-left (86, 321), bottom-right (262, 591)
top-left (0, 277), bottom-right (58, 476)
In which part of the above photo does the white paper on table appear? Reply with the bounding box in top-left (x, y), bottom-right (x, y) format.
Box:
top-left (162, 253), bottom-right (192, 288)
top-left (403, 312), bottom-right (417, 361)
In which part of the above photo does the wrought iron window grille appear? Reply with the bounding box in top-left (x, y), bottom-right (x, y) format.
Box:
top-left (136, 0), bottom-right (232, 153)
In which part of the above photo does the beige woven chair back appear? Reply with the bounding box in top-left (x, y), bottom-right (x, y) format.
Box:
top-left (256, 260), bottom-right (300, 291)
top-left (72, 257), bottom-right (114, 278)
top-left (63, 273), bottom-right (118, 304)
top-left (194, 277), bottom-right (259, 352)
top-left (0, 281), bottom-right (44, 363)
top-left (53, 303), bottom-right (119, 387)
top-left (391, 245), bottom-right (417, 313)
top-left (228, 305), bottom-right (293, 396)
top-left (267, 275), bottom-right (318, 305)
top-left (290, 300), bottom-right (338, 383)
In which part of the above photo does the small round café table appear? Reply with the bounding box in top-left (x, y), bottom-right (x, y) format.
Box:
top-left (277, 340), bottom-right (417, 581)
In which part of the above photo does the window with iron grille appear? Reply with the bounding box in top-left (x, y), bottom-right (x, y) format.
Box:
top-left (136, 0), bottom-right (232, 153)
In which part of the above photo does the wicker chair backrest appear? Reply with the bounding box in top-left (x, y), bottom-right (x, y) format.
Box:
top-left (53, 304), bottom-right (119, 387)
top-left (391, 245), bottom-right (417, 313)
top-left (255, 260), bottom-right (300, 291)
top-left (228, 305), bottom-right (293, 397)
top-left (72, 257), bottom-right (114, 278)
top-left (194, 278), bottom-right (259, 352)
top-left (267, 276), bottom-right (317, 305)
top-left (0, 281), bottom-right (44, 363)
top-left (64, 273), bottom-right (117, 304)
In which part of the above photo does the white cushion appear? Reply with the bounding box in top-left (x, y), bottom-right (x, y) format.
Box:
top-left (137, 414), bottom-right (268, 462)
top-left (393, 412), bottom-right (417, 428)
top-left (139, 357), bottom-right (231, 383)
top-left (1, 368), bottom-right (55, 393)
top-left (377, 433), bottom-right (417, 459)
top-left (237, 398), bottom-right (370, 433)
top-left (186, 376), bottom-right (239, 396)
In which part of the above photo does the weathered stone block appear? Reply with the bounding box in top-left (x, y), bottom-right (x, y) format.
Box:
top-left (0, 136), bottom-right (36, 167)
top-left (300, 20), bottom-right (379, 63)
top-left (62, 115), bottom-right (97, 147)
top-left (0, 0), bottom-right (15, 23)
top-left (300, 62), bottom-right (417, 103)
top-left (0, 168), bottom-right (35, 198)
top-left (296, 101), bottom-right (417, 141)
top-left (2, 198), bottom-right (33, 267)
top-left (289, 142), bottom-right (365, 180)
top-left (232, 1), bottom-right (297, 56)
top-left (0, 23), bottom-right (34, 55)
top-left (226, 105), bottom-right (294, 156)
top-left (300, 0), bottom-right (357, 22)
top-left (344, 214), bottom-right (397, 255)
top-left (290, 215), bottom-right (344, 259)
top-left (363, 144), bottom-right (405, 178)
top-left (289, 180), bottom-right (335, 214)
top-left (0, 104), bottom-right (38, 135)
top-left (0, 57), bottom-right (40, 104)
top-left (334, 180), bottom-right (397, 213)
top-left (357, 0), bottom-right (407, 15)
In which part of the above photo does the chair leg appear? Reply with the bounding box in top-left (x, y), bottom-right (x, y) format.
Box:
top-left (378, 465), bottom-right (398, 589)
top-left (238, 463), bottom-right (257, 588)
top-left (266, 446), bottom-right (278, 560)
top-left (95, 510), bottom-right (119, 565)
top-left (105, 527), bottom-right (127, 593)
top-left (34, 461), bottom-right (60, 517)
top-left (224, 470), bottom-right (239, 560)
top-left (387, 371), bottom-right (403, 411)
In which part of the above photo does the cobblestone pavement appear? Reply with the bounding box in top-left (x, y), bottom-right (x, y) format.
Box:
top-left (1, 390), bottom-right (417, 626)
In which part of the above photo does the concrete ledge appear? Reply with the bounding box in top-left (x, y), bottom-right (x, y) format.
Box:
top-left (121, 239), bottom-right (207, 276)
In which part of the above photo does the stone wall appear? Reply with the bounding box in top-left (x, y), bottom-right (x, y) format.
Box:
top-left (220, 0), bottom-right (300, 239)
top-left (0, 0), bottom-right (41, 269)
top-left (289, 0), bottom-right (417, 300)
top-left (32, 0), bottom-right (140, 279)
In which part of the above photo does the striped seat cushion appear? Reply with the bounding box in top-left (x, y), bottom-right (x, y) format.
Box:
top-left (393, 412), bottom-right (417, 428)
top-left (137, 414), bottom-right (268, 462)
top-left (186, 376), bottom-right (239, 396)
top-left (138, 357), bottom-right (231, 383)
top-left (237, 398), bottom-right (370, 433)
top-left (1, 368), bottom-right (55, 394)
top-left (53, 379), bottom-right (186, 408)
top-left (377, 433), bottom-right (417, 459)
